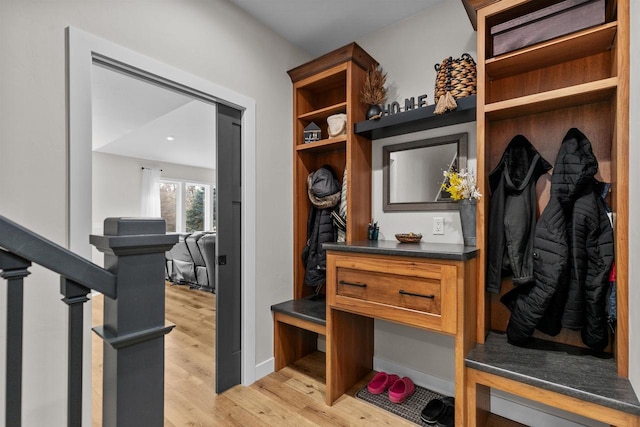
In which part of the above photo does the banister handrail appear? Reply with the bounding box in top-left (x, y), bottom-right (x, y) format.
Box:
top-left (1, 216), bottom-right (175, 426)
top-left (0, 215), bottom-right (116, 298)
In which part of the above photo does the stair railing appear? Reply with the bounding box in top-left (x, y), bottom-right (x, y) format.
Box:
top-left (0, 215), bottom-right (178, 427)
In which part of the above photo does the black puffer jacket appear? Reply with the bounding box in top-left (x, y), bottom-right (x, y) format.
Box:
top-left (486, 135), bottom-right (551, 293)
top-left (303, 166), bottom-right (341, 287)
top-left (505, 128), bottom-right (614, 350)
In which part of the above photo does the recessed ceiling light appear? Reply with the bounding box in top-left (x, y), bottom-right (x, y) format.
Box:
top-left (166, 136), bottom-right (175, 141)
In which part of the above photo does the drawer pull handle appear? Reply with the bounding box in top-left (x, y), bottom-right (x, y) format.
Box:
top-left (339, 280), bottom-right (367, 288)
top-left (399, 290), bottom-right (435, 299)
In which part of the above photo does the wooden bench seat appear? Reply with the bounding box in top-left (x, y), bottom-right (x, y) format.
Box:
top-left (271, 298), bottom-right (326, 371)
top-left (465, 332), bottom-right (640, 426)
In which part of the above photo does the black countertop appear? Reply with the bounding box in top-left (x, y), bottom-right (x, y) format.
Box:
top-left (323, 240), bottom-right (478, 261)
top-left (466, 332), bottom-right (640, 415)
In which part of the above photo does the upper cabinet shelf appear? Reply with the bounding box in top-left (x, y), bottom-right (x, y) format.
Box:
top-left (295, 135), bottom-right (347, 152)
top-left (485, 78), bottom-right (617, 120)
top-left (486, 22), bottom-right (617, 79)
top-left (298, 102), bottom-right (347, 122)
top-left (354, 95), bottom-right (477, 140)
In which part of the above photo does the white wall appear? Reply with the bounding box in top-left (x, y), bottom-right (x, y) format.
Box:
top-left (91, 152), bottom-right (216, 264)
top-left (628, 0), bottom-right (640, 398)
top-left (0, 0), bottom-right (307, 425)
top-left (92, 152), bottom-right (216, 225)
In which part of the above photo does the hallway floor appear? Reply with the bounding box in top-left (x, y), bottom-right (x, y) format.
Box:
top-left (91, 283), bottom-right (519, 426)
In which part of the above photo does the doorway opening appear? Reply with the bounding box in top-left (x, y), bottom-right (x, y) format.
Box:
top-left (68, 26), bottom-right (257, 423)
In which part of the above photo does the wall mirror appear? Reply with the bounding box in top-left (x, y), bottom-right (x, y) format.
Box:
top-left (383, 133), bottom-right (468, 211)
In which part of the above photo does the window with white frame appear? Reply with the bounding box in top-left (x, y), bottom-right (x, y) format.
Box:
top-left (160, 179), bottom-right (215, 233)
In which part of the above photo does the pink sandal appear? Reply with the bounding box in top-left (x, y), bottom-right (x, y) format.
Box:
top-left (388, 377), bottom-right (415, 403)
top-left (367, 372), bottom-right (400, 395)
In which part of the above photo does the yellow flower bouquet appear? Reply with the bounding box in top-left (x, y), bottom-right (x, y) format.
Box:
top-left (441, 169), bottom-right (482, 201)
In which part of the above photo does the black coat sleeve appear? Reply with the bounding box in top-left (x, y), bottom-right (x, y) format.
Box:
top-left (506, 201), bottom-right (569, 344)
top-left (580, 195), bottom-right (614, 350)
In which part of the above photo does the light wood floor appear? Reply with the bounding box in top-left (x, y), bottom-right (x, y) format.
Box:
top-left (91, 283), bottom-right (521, 426)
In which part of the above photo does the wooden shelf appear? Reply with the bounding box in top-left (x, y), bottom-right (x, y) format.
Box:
top-left (485, 78), bottom-right (617, 120)
top-left (354, 95), bottom-right (477, 140)
top-left (298, 102), bottom-right (347, 122)
top-left (295, 136), bottom-right (347, 152)
top-left (486, 22), bottom-right (617, 79)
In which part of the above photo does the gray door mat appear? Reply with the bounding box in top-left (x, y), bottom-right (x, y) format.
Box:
top-left (355, 382), bottom-right (447, 425)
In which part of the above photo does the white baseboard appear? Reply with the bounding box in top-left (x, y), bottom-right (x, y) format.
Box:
top-left (373, 356), bottom-right (454, 396)
top-left (372, 357), bottom-right (605, 427)
top-left (254, 357), bottom-right (274, 381)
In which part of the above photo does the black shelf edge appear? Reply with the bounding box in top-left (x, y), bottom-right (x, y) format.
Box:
top-left (354, 95), bottom-right (477, 140)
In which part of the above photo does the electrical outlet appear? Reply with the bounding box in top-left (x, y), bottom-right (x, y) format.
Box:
top-left (433, 217), bottom-right (444, 235)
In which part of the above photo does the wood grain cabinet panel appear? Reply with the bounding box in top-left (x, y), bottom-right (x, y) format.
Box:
top-left (329, 253), bottom-right (459, 339)
top-left (337, 268), bottom-right (443, 315)
top-left (325, 246), bottom-right (478, 425)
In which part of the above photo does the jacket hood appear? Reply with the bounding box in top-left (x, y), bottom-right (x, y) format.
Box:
top-left (307, 166), bottom-right (341, 209)
top-left (489, 135), bottom-right (552, 193)
top-left (551, 128), bottom-right (599, 201)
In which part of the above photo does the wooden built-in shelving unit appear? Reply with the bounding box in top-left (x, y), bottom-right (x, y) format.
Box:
top-left (475, 0), bottom-right (628, 364)
top-left (272, 43), bottom-right (377, 377)
top-left (466, 0), bottom-right (637, 424)
top-left (274, 3), bottom-right (637, 425)
top-left (290, 43), bottom-right (377, 300)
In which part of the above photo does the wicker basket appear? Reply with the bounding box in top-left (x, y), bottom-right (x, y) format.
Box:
top-left (433, 53), bottom-right (476, 114)
top-left (395, 233), bottom-right (422, 243)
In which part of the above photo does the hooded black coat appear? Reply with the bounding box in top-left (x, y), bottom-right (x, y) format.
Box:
top-left (303, 166), bottom-right (341, 287)
top-left (486, 135), bottom-right (552, 293)
top-left (505, 128), bottom-right (614, 350)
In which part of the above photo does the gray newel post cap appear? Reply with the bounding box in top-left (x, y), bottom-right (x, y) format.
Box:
top-left (90, 217), bottom-right (178, 255)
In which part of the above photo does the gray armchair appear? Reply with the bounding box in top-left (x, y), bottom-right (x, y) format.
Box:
top-left (196, 233), bottom-right (216, 293)
top-left (165, 232), bottom-right (216, 293)
top-left (168, 233), bottom-right (195, 284)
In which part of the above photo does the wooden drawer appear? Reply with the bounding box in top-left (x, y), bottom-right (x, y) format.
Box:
top-left (337, 268), bottom-right (442, 315)
top-left (327, 253), bottom-right (459, 334)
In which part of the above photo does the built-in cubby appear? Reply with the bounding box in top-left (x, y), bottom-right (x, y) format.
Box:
top-left (290, 44), bottom-right (375, 298)
top-left (476, 0), bottom-right (627, 357)
top-left (466, 0), bottom-right (638, 425)
top-left (272, 43), bottom-right (376, 372)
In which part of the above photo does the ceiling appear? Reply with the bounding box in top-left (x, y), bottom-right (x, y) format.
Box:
top-left (227, 0), bottom-right (443, 56)
top-left (92, 64), bottom-right (217, 170)
top-left (91, 1), bottom-right (444, 170)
